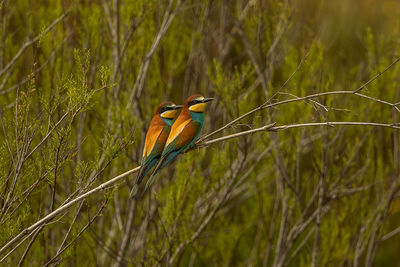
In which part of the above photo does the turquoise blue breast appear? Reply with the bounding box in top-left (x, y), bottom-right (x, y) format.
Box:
top-left (189, 111), bottom-right (204, 124)
top-left (161, 117), bottom-right (175, 126)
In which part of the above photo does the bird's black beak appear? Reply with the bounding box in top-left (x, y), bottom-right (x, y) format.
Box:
top-left (172, 105), bottom-right (184, 109)
top-left (202, 98), bottom-right (214, 103)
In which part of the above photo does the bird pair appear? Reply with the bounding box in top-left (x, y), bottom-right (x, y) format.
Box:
top-left (129, 94), bottom-right (214, 198)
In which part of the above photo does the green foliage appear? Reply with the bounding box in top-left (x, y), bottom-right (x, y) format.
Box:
top-left (0, 0), bottom-right (399, 266)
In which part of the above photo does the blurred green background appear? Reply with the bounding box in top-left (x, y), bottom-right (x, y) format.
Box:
top-left (0, 0), bottom-right (399, 266)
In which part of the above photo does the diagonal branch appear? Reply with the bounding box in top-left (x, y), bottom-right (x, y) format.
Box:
top-left (0, 10), bottom-right (70, 78)
top-left (197, 56), bottom-right (400, 142)
top-left (127, 0), bottom-right (185, 105)
top-left (1, 120), bottom-right (399, 258)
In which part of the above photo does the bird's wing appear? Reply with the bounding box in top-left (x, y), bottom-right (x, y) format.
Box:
top-left (163, 120), bottom-right (202, 155)
top-left (138, 125), bottom-right (166, 181)
top-left (142, 125), bottom-right (164, 160)
top-left (165, 118), bottom-right (192, 147)
top-left (132, 124), bottom-right (170, 199)
top-left (142, 121), bottom-right (202, 195)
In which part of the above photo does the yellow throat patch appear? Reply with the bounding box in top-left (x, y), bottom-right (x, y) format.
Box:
top-left (189, 103), bottom-right (206, 112)
top-left (161, 109), bottom-right (179, 119)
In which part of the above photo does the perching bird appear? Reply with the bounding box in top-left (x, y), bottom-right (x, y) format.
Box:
top-left (129, 102), bottom-right (183, 198)
top-left (144, 94), bottom-right (214, 193)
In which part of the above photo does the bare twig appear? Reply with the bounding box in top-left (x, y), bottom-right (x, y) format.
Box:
top-left (381, 225), bottom-right (400, 242)
top-left (127, 0), bottom-right (185, 105)
top-left (114, 200), bottom-right (137, 267)
top-left (43, 199), bottom-right (108, 266)
top-left (198, 56), bottom-right (400, 142)
top-left (0, 34), bottom-right (70, 94)
top-left (0, 167), bottom-right (138, 258)
top-left (168, 152), bottom-right (247, 265)
top-left (0, 10), bottom-right (70, 78)
top-left (311, 119), bottom-right (329, 267)
top-left (1, 119), bottom-right (399, 258)
top-left (17, 226), bottom-right (43, 267)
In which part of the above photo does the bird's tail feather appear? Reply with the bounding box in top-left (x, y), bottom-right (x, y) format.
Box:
top-left (129, 184), bottom-right (139, 199)
top-left (129, 165), bottom-right (147, 199)
top-left (143, 157), bottom-right (165, 194)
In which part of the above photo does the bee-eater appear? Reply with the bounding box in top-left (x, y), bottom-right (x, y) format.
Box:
top-left (129, 102), bottom-right (183, 198)
top-left (144, 94), bottom-right (214, 193)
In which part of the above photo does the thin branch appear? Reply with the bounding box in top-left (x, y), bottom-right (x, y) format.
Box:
top-left (0, 10), bottom-right (70, 78)
top-left (43, 199), bottom-right (108, 266)
top-left (198, 122), bottom-right (399, 149)
top-left (198, 56), bottom-right (400, 142)
top-left (114, 200), bottom-right (137, 267)
top-left (1, 120), bottom-right (399, 259)
top-left (127, 0), bottom-right (184, 105)
top-left (168, 152), bottom-right (247, 265)
top-left (381, 225), bottom-right (400, 242)
top-left (353, 57), bottom-right (400, 93)
top-left (17, 226), bottom-right (43, 267)
top-left (0, 34), bottom-right (70, 94)
top-left (285, 226), bottom-right (316, 266)
top-left (311, 119), bottom-right (329, 267)
top-left (0, 167), bottom-right (138, 258)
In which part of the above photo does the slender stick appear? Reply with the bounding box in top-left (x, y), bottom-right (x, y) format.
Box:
top-left (1, 120), bottom-right (399, 258)
top-left (0, 167), bottom-right (139, 257)
top-left (0, 10), bottom-right (70, 78)
top-left (198, 56), bottom-right (400, 142)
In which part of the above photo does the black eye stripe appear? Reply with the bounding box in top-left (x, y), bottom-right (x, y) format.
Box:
top-left (189, 100), bottom-right (201, 106)
top-left (159, 106), bottom-right (175, 114)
